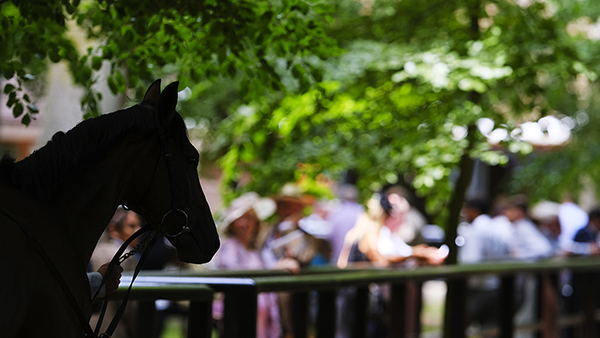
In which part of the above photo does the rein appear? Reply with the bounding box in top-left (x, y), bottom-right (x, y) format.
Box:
top-left (93, 112), bottom-right (192, 337)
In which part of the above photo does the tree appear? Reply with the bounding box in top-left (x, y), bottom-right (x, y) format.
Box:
top-left (206, 3), bottom-right (599, 336)
top-left (212, 0), bottom-right (596, 219)
top-left (1, 0), bottom-right (337, 123)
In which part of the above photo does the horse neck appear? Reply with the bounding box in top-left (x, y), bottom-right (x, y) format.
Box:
top-left (51, 134), bottom-right (160, 264)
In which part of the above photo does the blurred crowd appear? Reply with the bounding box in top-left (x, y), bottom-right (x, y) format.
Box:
top-left (89, 181), bottom-right (600, 338)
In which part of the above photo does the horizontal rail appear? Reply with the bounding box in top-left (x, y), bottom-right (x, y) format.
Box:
top-left (127, 257), bottom-right (600, 292)
top-left (118, 257), bottom-right (600, 338)
top-left (111, 284), bottom-right (213, 301)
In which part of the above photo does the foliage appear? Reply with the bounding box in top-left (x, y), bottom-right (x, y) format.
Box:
top-left (1, 0), bottom-right (78, 125)
top-left (6, 0), bottom-right (600, 222)
top-left (211, 0), bottom-right (597, 223)
top-left (2, 0), bottom-right (338, 121)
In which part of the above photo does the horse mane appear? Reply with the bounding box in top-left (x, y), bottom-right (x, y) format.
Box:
top-left (0, 105), bottom-right (158, 201)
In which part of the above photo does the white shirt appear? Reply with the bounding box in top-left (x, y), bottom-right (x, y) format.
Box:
top-left (558, 202), bottom-right (589, 251)
top-left (459, 214), bottom-right (511, 264)
top-left (510, 218), bottom-right (554, 260)
top-left (377, 226), bottom-right (413, 257)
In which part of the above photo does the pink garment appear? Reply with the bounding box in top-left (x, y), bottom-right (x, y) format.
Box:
top-left (214, 237), bottom-right (281, 338)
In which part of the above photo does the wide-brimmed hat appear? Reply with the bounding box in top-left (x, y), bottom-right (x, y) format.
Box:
top-left (273, 183), bottom-right (305, 204)
top-left (219, 192), bottom-right (276, 232)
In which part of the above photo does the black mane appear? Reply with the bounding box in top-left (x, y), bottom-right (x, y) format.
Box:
top-left (0, 105), bottom-right (157, 200)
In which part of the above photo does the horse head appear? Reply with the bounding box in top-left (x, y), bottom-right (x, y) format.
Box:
top-left (128, 80), bottom-right (219, 264)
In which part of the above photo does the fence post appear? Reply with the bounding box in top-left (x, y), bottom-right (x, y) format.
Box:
top-left (582, 272), bottom-right (597, 337)
top-left (188, 300), bottom-right (213, 338)
top-left (390, 282), bottom-right (423, 338)
top-left (135, 300), bottom-right (156, 338)
top-left (499, 275), bottom-right (515, 338)
top-left (223, 285), bottom-right (258, 338)
top-left (355, 287), bottom-right (369, 338)
top-left (540, 273), bottom-right (559, 338)
top-left (443, 278), bottom-right (467, 338)
top-left (317, 290), bottom-right (336, 338)
top-left (390, 282), bottom-right (407, 338)
top-left (292, 291), bottom-right (310, 338)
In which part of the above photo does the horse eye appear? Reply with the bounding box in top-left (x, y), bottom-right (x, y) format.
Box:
top-left (187, 157), bottom-right (198, 165)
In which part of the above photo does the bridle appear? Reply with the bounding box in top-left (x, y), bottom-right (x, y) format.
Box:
top-left (125, 105), bottom-right (191, 239)
top-left (4, 107), bottom-right (196, 337)
top-left (93, 108), bottom-right (194, 337)
top-left (2, 104), bottom-right (199, 337)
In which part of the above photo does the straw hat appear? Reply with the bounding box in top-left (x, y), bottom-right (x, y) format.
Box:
top-left (273, 183), bottom-right (304, 204)
top-left (219, 192), bottom-right (276, 232)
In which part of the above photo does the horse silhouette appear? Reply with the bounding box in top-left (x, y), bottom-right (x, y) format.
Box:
top-left (0, 80), bottom-right (220, 337)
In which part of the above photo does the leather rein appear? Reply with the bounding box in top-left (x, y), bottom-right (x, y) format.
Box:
top-left (5, 112), bottom-right (191, 338)
top-left (93, 110), bottom-right (192, 337)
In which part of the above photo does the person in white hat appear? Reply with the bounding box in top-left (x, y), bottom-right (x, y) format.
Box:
top-left (213, 192), bottom-right (298, 338)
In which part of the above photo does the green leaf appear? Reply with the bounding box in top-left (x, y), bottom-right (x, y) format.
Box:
top-left (21, 113), bottom-right (31, 126)
top-left (91, 56), bottom-right (103, 71)
top-left (13, 102), bottom-right (23, 118)
top-left (114, 70), bottom-right (126, 93)
top-left (65, 3), bottom-right (75, 15)
top-left (3, 84), bottom-right (15, 94)
top-left (7, 92), bottom-right (17, 108)
top-left (107, 75), bottom-right (118, 95)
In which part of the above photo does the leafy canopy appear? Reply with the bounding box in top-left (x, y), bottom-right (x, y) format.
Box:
top-left (209, 0), bottom-right (599, 223)
top-left (1, 0), bottom-right (337, 123)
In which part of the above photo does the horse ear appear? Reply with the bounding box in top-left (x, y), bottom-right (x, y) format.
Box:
top-left (158, 81), bottom-right (179, 122)
top-left (142, 79), bottom-right (162, 106)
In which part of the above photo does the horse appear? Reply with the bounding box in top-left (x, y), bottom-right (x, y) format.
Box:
top-left (0, 80), bottom-right (220, 337)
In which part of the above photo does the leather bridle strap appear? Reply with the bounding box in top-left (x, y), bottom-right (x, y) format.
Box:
top-left (128, 109), bottom-right (189, 239)
top-left (0, 206), bottom-right (97, 338)
top-left (154, 113), bottom-right (189, 238)
top-left (91, 225), bottom-right (151, 301)
top-left (92, 224), bottom-right (153, 337)
top-left (96, 229), bottom-right (162, 338)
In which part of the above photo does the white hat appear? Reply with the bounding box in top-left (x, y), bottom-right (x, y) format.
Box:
top-left (530, 201), bottom-right (560, 223)
top-left (219, 192), bottom-right (276, 232)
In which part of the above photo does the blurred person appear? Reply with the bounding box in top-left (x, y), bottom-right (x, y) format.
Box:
top-left (528, 200), bottom-right (595, 256)
top-left (89, 208), bottom-right (142, 338)
top-left (566, 208), bottom-right (600, 336)
top-left (214, 192), bottom-right (299, 338)
top-left (326, 184), bottom-right (365, 264)
top-left (458, 198), bottom-right (512, 332)
top-left (530, 201), bottom-right (564, 255)
top-left (89, 208), bottom-right (142, 272)
top-left (381, 184), bottom-right (427, 246)
top-left (262, 183), bottom-right (324, 267)
top-left (261, 183), bottom-right (327, 338)
top-left (459, 198), bottom-right (512, 264)
top-left (573, 208), bottom-right (600, 252)
top-left (335, 191), bottom-right (444, 338)
top-left (297, 199), bottom-right (333, 265)
top-left (502, 196), bottom-right (554, 338)
top-left (321, 184), bottom-right (364, 338)
top-left (559, 199), bottom-right (589, 252)
top-left (338, 191), bottom-right (445, 269)
top-left (503, 195), bottom-right (554, 261)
